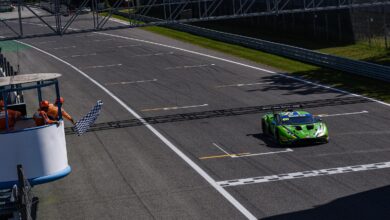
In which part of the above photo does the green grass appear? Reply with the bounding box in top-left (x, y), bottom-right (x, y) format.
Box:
top-left (113, 14), bottom-right (390, 102)
top-left (319, 42), bottom-right (390, 66)
top-left (0, 41), bottom-right (29, 52)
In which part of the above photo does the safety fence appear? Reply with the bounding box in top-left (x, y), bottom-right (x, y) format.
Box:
top-left (0, 48), bottom-right (17, 77)
top-left (116, 12), bottom-right (390, 82)
top-left (0, 47), bottom-right (23, 105)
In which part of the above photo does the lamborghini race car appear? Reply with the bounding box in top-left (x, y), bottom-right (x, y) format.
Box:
top-left (261, 110), bottom-right (329, 146)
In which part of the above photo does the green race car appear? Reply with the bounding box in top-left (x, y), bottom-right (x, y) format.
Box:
top-left (261, 110), bottom-right (329, 146)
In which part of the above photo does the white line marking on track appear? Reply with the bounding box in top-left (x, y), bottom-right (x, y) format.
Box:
top-left (52, 46), bottom-right (76, 50)
top-left (62, 53), bottom-right (97, 58)
top-left (141, 104), bottom-right (208, 112)
top-left (216, 82), bottom-right (272, 88)
top-left (96, 32), bottom-right (390, 108)
top-left (132, 52), bottom-right (174, 57)
top-left (317, 110), bottom-right (369, 118)
top-left (81, 63), bottom-right (122, 69)
top-left (212, 143), bottom-right (231, 155)
top-left (74, 34), bottom-right (97, 38)
top-left (232, 148), bottom-right (293, 158)
top-left (93, 38), bottom-right (115, 42)
top-left (165, 64), bottom-right (215, 70)
top-left (104, 79), bottom-right (157, 86)
top-left (35, 40), bottom-right (56, 44)
top-left (218, 161), bottom-right (390, 187)
top-left (13, 21), bottom-right (46, 27)
top-left (70, 53), bottom-right (97, 58)
top-left (115, 44), bottom-right (142, 48)
top-left (202, 143), bottom-right (292, 159)
top-left (15, 41), bottom-right (258, 220)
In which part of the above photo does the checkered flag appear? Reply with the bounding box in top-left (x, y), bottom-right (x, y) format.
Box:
top-left (74, 100), bottom-right (103, 136)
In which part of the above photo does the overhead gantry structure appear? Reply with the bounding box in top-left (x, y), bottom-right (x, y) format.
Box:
top-left (0, 0), bottom-right (390, 40)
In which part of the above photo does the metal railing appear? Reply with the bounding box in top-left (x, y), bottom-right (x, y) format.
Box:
top-left (0, 48), bottom-right (17, 77)
top-left (117, 12), bottom-right (390, 82)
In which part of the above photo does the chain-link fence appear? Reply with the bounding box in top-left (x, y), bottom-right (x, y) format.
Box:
top-left (350, 6), bottom-right (390, 49)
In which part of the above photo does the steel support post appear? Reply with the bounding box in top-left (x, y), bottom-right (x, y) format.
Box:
top-left (17, 0), bottom-right (24, 37)
top-left (55, 0), bottom-right (62, 34)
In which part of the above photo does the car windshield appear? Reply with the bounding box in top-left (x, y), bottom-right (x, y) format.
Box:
top-left (280, 116), bottom-right (315, 125)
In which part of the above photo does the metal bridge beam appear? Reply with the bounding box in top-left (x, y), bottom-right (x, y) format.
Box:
top-left (1, 0), bottom-right (390, 40)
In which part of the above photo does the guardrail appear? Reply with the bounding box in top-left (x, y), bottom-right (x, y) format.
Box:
top-left (116, 12), bottom-right (390, 82)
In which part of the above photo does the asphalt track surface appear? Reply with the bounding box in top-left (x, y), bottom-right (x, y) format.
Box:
top-left (1, 15), bottom-right (390, 219)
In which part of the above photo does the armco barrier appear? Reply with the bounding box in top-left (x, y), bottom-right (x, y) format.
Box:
top-left (116, 12), bottom-right (390, 82)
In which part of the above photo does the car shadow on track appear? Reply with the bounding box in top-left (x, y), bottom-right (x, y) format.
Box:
top-left (263, 185), bottom-right (390, 220)
top-left (247, 133), bottom-right (325, 149)
top-left (246, 133), bottom-right (280, 148)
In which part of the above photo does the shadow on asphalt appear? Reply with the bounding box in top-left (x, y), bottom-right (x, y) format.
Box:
top-left (246, 133), bottom-right (326, 149)
top-left (65, 96), bottom-right (371, 135)
top-left (246, 133), bottom-right (279, 148)
top-left (263, 185), bottom-right (390, 220)
top-left (246, 74), bottom-right (341, 96)
top-left (251, 70), bottom-right (390, 101)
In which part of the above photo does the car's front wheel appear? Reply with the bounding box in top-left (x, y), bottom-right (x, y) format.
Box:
top-left (275, 130), bottom-right (286, 147)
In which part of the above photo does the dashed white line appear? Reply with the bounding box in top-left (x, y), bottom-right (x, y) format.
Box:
top-left (141, 104), bottom-right (209, 112)
top-left (132, 52), bottom-right (174, 57)
top-left (34, 40), bottom-right (56, 44)
top-left (12, 21), bottom-right (46, 27)
top-left (115, 44), bottom-right (142, 48)
top-left (52, 46), bottom-right (76, 50)
top-left (317, 110), bottom-right (369, 118)
top-left (16, 40), bottom-right (258, 220)
top-left (74, 34), bottom-right (97, 38)
top-left (217, 161), bottom-right (390, 187)
top-left (165, 64), bottom-right (215, 70)
top-left (216, 82), bottom-right (272, 88)
top-left (93, 38), bottom-right (115, 42)
top-left (63, 53), bottom-right (97, 58)
top-left (81, 63), bottom-right (122, 69)
top-left (104, 79), bottom-right (157, 86)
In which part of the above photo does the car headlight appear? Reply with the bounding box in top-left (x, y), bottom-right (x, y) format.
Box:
top-left (315, 124), bottom-right (327, 137)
